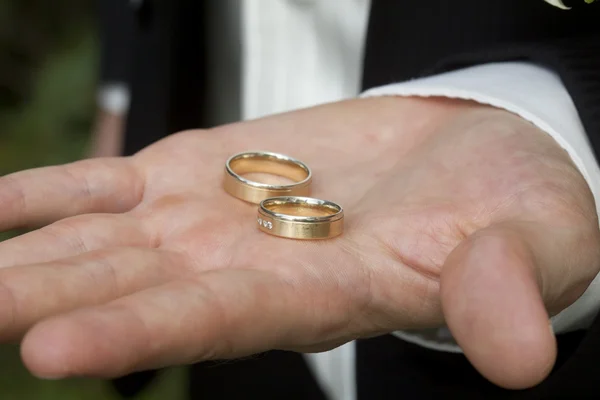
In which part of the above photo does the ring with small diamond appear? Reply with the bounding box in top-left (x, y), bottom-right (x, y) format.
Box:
top-left (257, 196), bottom-right (344, 240)
top-left (257, 217), bottom-right (273, 230)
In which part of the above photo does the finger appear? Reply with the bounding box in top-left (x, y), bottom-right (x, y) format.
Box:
top-left (0, 247), bottom-right (184, 341)
top-left (21, 269), bottom-right (346, 379)
top-left (441, 225), bottom-right (557, 390)
top-left (0, 158), bottom-right (143, 230)
top-left (0, 214), bottom-right (149, 269)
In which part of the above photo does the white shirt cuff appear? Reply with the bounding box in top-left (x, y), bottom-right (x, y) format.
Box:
top-left (97, 83), bottom-right (131, 116)
top-left (361, 61), bottom-right (600, 352)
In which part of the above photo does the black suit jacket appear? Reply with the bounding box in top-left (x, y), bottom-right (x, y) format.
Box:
top-left (98, 0), bottom-right (600, 399)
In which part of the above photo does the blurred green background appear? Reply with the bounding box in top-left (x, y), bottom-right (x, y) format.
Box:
top-left (0, 0), bottom-right (185, 398)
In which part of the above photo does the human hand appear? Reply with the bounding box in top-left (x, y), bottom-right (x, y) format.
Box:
top-left (0, 97), bottom-right (597, 389)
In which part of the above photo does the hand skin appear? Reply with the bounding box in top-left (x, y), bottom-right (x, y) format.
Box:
top-left (0, 96), bottom-right (597, 389)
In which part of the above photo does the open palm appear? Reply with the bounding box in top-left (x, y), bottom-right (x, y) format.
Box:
top-left (0, 97), bottom-right (597, 389)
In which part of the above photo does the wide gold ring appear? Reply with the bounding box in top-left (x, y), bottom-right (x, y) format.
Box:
top-left (223, 151), bottom-right (312, 204)
top-left (257, 196), bottom-right (344, 240)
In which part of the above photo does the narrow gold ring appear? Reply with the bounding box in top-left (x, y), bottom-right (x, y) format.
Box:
top-left (257, 196), bottom-right (344, 240)
top-left (223, 151), bottom-right (312, 204)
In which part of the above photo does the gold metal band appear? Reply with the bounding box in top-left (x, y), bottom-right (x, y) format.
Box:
top-left (223, 151), bottom-right (312, 204)
top-left (257, 197), bottom-right (344, 240)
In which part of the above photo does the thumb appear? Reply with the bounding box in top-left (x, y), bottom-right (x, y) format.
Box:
top-left (440, 224), bottom-right (556, 390)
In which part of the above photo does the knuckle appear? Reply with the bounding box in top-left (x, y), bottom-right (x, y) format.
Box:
top-left (183, 277), bottom-right (233, 361)
top-left (0, 173), bottom-right (28, 218)
top-left (41, 218), bottom-right (90, 254)
top-left (0, 279), bottom-right (17, 337)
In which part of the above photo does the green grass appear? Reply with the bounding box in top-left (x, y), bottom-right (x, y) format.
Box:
top-left (0, 29), bottom-right (95, 173)
top-left (0, 345), bottom-right (186, 400)
top-left (0, 17), bottom-right (186, 400)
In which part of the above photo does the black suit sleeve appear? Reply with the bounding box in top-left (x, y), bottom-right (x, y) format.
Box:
top-left (362, 0), bottom-right (600, 160)
top-left (429, 33), bottom-right (600, 163)
top-left (95, 0), bottom-right (136, 85)
top-left (122, 0), bottom-right (209, 156)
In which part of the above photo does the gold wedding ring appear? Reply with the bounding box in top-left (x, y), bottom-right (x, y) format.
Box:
top-left (257, 196), bottom-right (344, 240)
top-left (224, 151), bottom-right (312, 204)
